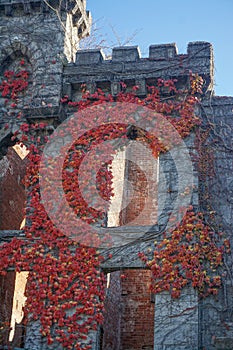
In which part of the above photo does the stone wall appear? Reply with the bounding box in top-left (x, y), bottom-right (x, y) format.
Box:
top-left (63, 41), bottom-right (213, 102)
top-left (198, 96), bottom-right (233, 350)
top-left (154, 288), bottom-right (199, 350)
top-left (0, 0), bottom-right (91, 157)
top-left (61, 43), bottom-right (233, 349)
top-left (0, 1), bottom-right (233, 348)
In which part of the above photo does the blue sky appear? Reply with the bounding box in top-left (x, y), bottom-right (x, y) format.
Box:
top-left (86, 0), bottom-right (233, 97)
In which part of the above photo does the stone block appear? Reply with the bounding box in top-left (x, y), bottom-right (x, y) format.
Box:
top-left (86, 82), bottom-right (96, 94)
top-left (111, 81), bottom-right (121, 96)
top-left (135, 78), bottom-right (147, 95)
top-left (75, 49), bottom-right (105, 65)
top-left (214, 337), bottom-right (233, 350)
top-left (149, 43), bottom-right (177, 60)
top-left (112, 46), bottom-right (141, 62)
top-left (62, 83), bottom-right (72, 99)
top-left (187, 41), bottom-right (213, 58)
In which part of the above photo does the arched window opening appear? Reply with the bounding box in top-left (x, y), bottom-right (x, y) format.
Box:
top-left (0, 49), bottom-right (33, 111)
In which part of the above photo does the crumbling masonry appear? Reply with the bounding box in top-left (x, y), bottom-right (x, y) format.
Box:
top-left (0, 1), bottom-right (233, 349)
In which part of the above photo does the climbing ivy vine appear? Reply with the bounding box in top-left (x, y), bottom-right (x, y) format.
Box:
top-left (0, 63), bottom-right (229, 349)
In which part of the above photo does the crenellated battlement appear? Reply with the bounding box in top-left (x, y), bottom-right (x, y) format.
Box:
top-left (1, 0), bottom-right (233, 346)
top-left (75, 41), bottom-right (213, 64)
top-left (63, 41), bottom-right (214, 99)
top-left (0, 0), bottom-right (49, 15)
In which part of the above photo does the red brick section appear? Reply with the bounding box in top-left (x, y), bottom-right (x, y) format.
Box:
top-left (120, 269), bottom-right (154, 350)
top-left (103, 270), bottom-right (154, 350)
top-left (120, 140), bottom-right (158, 226)
top-left (120, 159), bottom-right (148, 225)
top-left (0, 147), bottom-right (27, 230)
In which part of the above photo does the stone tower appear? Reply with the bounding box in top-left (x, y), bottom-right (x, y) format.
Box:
top-left (0, 0), bottom-right (91, 134)
top-left (0, 1), bottom-right (91, 348)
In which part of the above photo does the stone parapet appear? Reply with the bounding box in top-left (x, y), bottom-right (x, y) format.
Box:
top-left (64, 41), bottom-right (214, 100)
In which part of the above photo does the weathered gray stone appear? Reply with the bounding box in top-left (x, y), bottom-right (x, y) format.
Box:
top-left (149, 43), bottom-right (178, 60)
top-left (187, 41), bottom-right (213, 58)
top-left (0, 1), bottom-right (233, 349)
top-left (154, 288), bottom-right (199, 350)
top-left (112, 46), bottom-right (141, 62)
top-left (76, 49), bottom-right (105, 65)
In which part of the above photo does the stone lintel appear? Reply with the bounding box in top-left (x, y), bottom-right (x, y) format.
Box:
top-left (0, 230), bottom-right (25, 241)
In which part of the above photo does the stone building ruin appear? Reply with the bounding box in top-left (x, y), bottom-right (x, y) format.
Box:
top-left (0, 1), bottom-right (233, 349)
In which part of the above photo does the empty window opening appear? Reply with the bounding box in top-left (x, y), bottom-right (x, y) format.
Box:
top-left (102, 269), bottom-right (155, 350)
top-left (108, 139), bottom-right (159, 227)
top-left (9, 271), bottom-right (29, 344)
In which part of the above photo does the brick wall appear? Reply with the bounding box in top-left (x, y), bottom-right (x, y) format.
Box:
top-left (120, 269), bottom-right (154, 350)
top-left (0, 147), bottom-right (27, 230)
top-left (120, 141), bottom-right (158, 226)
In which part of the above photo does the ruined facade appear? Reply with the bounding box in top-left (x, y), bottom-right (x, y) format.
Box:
top-left (0, 1), bottom-right (233, 350)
